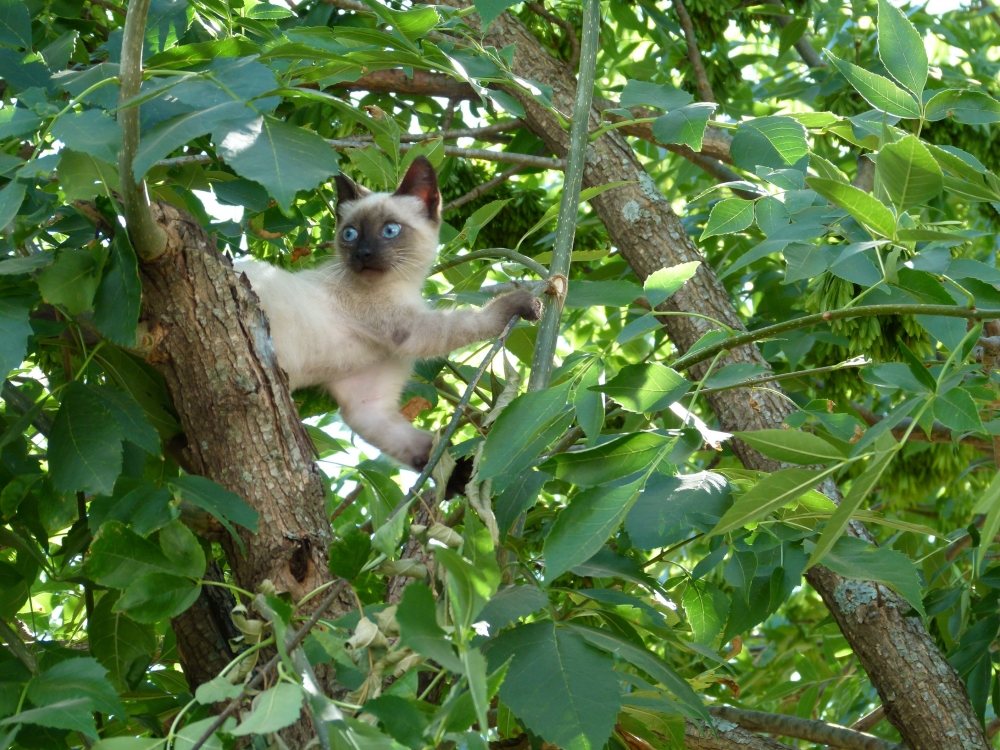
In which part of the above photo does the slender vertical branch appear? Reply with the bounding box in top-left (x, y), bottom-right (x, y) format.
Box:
top-left (673, 0), bottom-right (716, 105)
top-left (527, 0), bottom-right (601, 391)
top-left (118, 0), bottom-right (167, 261)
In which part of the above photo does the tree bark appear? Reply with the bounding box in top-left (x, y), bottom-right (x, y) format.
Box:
top-left (433, 4), bottom-right (988, 748)
top-left (170, 561), bottom-right (240, 691)
top-left (137, 201), bottom-right (353, 742)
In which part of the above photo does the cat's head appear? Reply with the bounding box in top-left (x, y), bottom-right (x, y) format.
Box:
top-left (333, 156), bottom-right (441, 283)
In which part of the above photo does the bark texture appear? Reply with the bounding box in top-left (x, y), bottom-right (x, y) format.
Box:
top-left (681, 721), bottom-right (796, 750)
top-left (431, 4), bottom-right (988, 748)
top-left (170, 560), bottom-right (239, 690)
top-left (137, 202), bottom-right (353, 742)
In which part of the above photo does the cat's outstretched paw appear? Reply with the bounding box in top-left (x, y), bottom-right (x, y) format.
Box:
top-left (500, 289), bottom-right (543, 322)
top-left (400, 432), bottom-right (434, 471)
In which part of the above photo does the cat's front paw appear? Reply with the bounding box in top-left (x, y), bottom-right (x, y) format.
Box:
top-left (500, 290), bottom-right (543, 322)
top-left (401, 431), bottom-right (435, 471)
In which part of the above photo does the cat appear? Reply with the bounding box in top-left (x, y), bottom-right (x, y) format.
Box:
top-left (235, 156), bottom-right (543, 469)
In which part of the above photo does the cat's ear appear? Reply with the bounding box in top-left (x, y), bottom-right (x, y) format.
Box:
top-left (395, 156), bottom-right (440, 222)
top-left (334, 174), bottom-right (370, 216)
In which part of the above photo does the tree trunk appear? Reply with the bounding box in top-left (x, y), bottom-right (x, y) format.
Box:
top-left (170, 561), bottom-right (240, 691)
top-left (434, 4), bottom-right (988, 748)
top-left (137, 201), bottom-right (353, 742)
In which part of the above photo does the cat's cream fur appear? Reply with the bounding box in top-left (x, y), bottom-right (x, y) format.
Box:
top-left (235, 157), bottom-right (542, 469)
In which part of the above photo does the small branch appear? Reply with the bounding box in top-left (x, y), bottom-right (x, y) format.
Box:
top-left (187, 581), bottom-right (347, 750)
top-left (699, 359), bottom-right (868, 394)
top-left (0, 618), bottom-right (36, 674)
top-left (673, 0), bottom-right (717, 105)
top-left (851, 401), bottom-right (993, 453)
top-left (709, 706), bottom-right (897, 750)
top-left (118, 0), bottom-right (167, 261)
top-left (443, 162), bottom-right (526, 212)
top-left (157, 142), bottom-right (564, 171)
top-left (527, 2), bottom-right (581, 70)
top-left (670, 304), bottom-right (1000, 372)
top-left (430, 248), bottom-right (550, 279)
top-left (1, 380), bottom-right (53, 436)
top-left (333, 69), bottom-right (476, 99)
top-left (758, 0), bottom-right (826, 68)
top-left (330, 484), bottom-right (363, 523)
top-left (337, 120), bottom-right (525, 144)
top-left (441, 98), bottom-right (459, 131)
top-left (853, 155), bottom-right (876, 192)
top-left (682, 719), bottom-right (798, 750)
top-left (851, 706), bottom-right (885, 733)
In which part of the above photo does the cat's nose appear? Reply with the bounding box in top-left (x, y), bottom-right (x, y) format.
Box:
top-left (354, 243), bottom-right (372, 261)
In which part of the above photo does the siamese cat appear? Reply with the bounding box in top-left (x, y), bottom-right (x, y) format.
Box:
top-left (235, 157), bottom-right (543, 469)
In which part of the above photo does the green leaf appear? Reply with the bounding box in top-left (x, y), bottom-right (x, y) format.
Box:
top-left (396, 583), bottom-right (463, 672)
top-left (0, 107), bottom-right (39, 140)
top-left (543, 479), bottom-right (644, 582)
top-left (134, 100), bottom-right (253, 179)
top-left (27, 657), bottom-right (125, 718)
top-left (84, 520), bottom-right (198, 587)
top-left (974, 473), bottom-right (1000, 571)
top-left (462, 648), bottom-right (490, 737)
top-left (821, 536), bottom-right (926, 616)
top-left (595, 363), bottom-right (691, 413)
top-left (478, 585), bottom-right (549, 633)
top-left (682, 581), bottom-right (729, 645)
top-left (436, 546), bottom-right (499, 632)
top-left (346, 148), bottom-right (396, 191)
top-left (808, 434), bottom-right (896, 568)
top-left (0, 1), bottom-right (30, 48)
top-left (478, 382), bottom-right (573, 482)
top-left (167, 475), bottom-right (259, 541)
top-left (496, 470), bottom-right (547, 539)
top-left (651, 103), bottom-right (716, 151)
top-left (876, 0), bottom-right (927, 95)
top-left (571, 548), bottom-right (663, 590)
top-left (38, 246), bottom-right (104, 315)
top-left (365, 695), bottom-right (430, 749)
top-left (115, 572), bottom-right (202, 623)
top-left (217, 115), bottom-right (340, 211)
top-left (778, 17), bottom-right (809, 57)
top-left (358, 0), bottom-right (438, 41)
top-left (934, 388), bottom-right (984, 433)
top-left (876, 135), bottom-right (943, 210)
top-left (925, 89), bottom-right (1000, 124)
top-left (0, 179), bottom-right (24, 231)
top-left (826, 51), bottom-right (921, 118)
top-left (626, 472), bottom-right (732, 549)
top-left (50, 381), bottom-right (124, 495)
top-left (474, 0), bottom-right (518, 28)
top-left (328, 527), bottom-right (372, 580)
top-left (643, 262), bottom-right (700, 307)
top-left (93, 385), bottom-right (161, 456)
top-left (93, 234), bottom-right (142, 348)
top-left (58, 150), bottom-right (120, 201)
top-left (0, 698), bottom-right (97, 739)
top-left (372, 502), bottom-right (408, 559)
top-left (566, 622), bottom-right (707, 720)
top-left (516, 182), bottom-right (629, 250)
top-left (486, 622), bottom-right (621, 750)
top-left (539, 432), bottom-right (670, 486)
top-left (0, 295), bottom-right (32, 380)
top-left (564, 280), bottom-right (642, 308)
top-left (51, 110), bottom-right (123, 164)
top-left (619, 80), bottom-right (692, 111)
top-left (730, 116), bottom-right (809, 171)
top-left (806, 177), bottom-right (896, 237)
top-left (702, 198), bottom-right (755, 239)
top-left (89, 591), bottom-right (156, 692)
top-left (734, 429), bottom-right (847, 465)
top-left (195, 675), bottom-right (243, 705)
top-left (573, 361), bottom-right (604, 446)
top-left (712, 467), bottom-right (834, 536)
top-left (231, 682), bottom-right (304, 736)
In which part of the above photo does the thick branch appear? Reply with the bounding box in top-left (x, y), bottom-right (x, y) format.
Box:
top-left (527, 2), bottom-right (580, 70)
top-left (709, 706), bottom-right (896, 750)
top-left (118, 0), bottom-right (167, 261)
top-left (681, 720), bottom-right (797, 750)
top-left (332, 69), bottom-right (476, 99)
top-left (673, 0), bottom-right (717, 104)
top-left (852, 706), bottom-right (885, 733)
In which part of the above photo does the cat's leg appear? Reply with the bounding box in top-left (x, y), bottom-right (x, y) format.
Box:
top-left (396, 290), bottom-right (542, 359)
top-left (329, 364), bottom-right (433, 470)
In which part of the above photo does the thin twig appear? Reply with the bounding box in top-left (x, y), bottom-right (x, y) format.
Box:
top-left (441, 98), bottom-right (459, 131)
top-left (0, 618), bottom-right (36, 674)
top-left (341, 121), bottom-right (525, 144)
top-left (527, 2), bottom-right (580, 70)
top-left (443, 162), bottom-right (526, 212)
top-left (673, 0), bottom-right (717, 105)
top-left (330, 484), bottom-right (363, 523)
top-left (430, 248), bottom-right (550, 279)
top-left (709, 706), bottom-right (897, 750)
top-left (851, 706), bottom-right (884, 733)
top-left (187, 582), bottom-right (347, 750)
top-left (698, 360), bottom-right (868, 394)
top-left (852, 401), bottom-right (993, 454)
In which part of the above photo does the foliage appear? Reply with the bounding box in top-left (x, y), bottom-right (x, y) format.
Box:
top-left (0, 0), bottom-right (997, 749)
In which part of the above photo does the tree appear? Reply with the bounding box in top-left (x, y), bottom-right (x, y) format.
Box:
top-left (0, 0), bottom-right (998, 747)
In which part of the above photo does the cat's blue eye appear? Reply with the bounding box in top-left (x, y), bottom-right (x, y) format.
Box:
top-left (342, 227), bottom-right (358, 242)
top-left (382, 222), bottom-right (401, 239)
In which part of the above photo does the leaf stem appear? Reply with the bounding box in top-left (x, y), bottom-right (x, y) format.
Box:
top-left (430, 248), bottom-right (550, 279)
